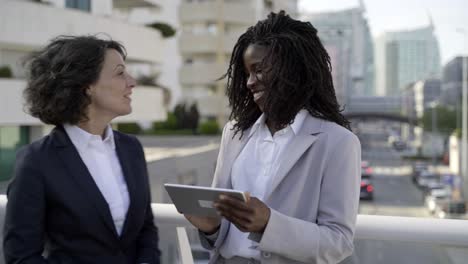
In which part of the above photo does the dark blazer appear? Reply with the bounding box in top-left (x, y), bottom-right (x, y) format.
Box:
top-left (3, 126), bottom-right (160, 264)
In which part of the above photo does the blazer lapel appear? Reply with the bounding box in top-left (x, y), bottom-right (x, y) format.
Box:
top-left (217, 125), bottom-right (256, 189)
top-left (263, 115), bottom-right (323, 200)
top-left (114, 134), bottom-right (137, 241)
top-left (52, 127), bottom-right (119, 238)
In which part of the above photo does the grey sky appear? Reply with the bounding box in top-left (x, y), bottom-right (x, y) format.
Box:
top-left (298, 0), bottom-right (468, 64)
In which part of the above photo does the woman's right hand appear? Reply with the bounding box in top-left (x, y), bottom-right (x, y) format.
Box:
top-left (184, 214), bottom-right (221, 234)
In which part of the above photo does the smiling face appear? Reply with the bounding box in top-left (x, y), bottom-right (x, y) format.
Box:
top-left (243, 43), bottom-right (270, 112)
top-left (87, 48), bottom-right (136, 121)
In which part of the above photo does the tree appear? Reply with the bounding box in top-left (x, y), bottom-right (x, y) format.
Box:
top-left (421, 105), bottom-right (457, 135)
top-left (186, 103), bottom-right (200, 134)
top-left (147, 22), bottom-right (176, 38)
top-left (0, 66), bottom-right (13, 78)
top-left (173, 103), bottom-right (187, 129)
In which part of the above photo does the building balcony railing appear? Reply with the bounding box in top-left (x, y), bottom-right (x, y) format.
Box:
top-left (179, 32), bottom-right (243, 55)
top-left (0, 0), bottom-right (164, 63)
top-left (179, 62), bottom-right (228, 85)
top-left (180, 2), bottom-right (255, 25)
top-left (0, 78), bottom-right (166, 125)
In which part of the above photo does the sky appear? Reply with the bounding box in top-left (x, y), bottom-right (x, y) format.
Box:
top-left (298, 0), bottom-right (468, 65)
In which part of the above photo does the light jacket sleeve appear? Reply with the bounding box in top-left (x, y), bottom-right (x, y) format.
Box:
top-left (198, 123), bottom-right (231, 250)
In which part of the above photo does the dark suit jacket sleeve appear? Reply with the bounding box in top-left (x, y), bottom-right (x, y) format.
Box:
top-left (3, 147), bottom-right (49, 264)
top-left (133, 138), bottom-right (161, 264)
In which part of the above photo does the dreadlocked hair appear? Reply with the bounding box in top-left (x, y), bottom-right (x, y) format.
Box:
top-left (224, 10), bottom-right (351, 137)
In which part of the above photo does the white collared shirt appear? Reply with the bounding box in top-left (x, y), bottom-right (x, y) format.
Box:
top-left (64, 124), bottom-right (130, 236)
top-left (219, 110), bottom-right (308, 260)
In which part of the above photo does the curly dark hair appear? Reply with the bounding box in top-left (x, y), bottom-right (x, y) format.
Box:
top-left (225, 11), bottom-right (351, 136)
top-left (23, 35), bottom-right (126, 125)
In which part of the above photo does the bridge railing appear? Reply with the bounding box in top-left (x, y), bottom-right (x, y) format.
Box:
top-left (1, 196), bottom-right (468, 264)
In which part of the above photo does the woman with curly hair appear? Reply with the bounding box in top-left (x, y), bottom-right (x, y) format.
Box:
top-left (185, 11), bottom-right (361, 264)
top-left (3, 35), bottom-right (160, 264)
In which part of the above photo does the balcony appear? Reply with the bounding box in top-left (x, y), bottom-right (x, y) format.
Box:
top-left (180, 2), bottom-right (255, 25)
top-left (1, 195), bottom-right (466, 264)
top-left (113, 0), bottom-right (159, 9)
top-left (0, 0), bottom-right (164, 63)
top-left (0, 78), bottom-right (166, 125)
top-left (179, 32), bottom-right (242, 55)
top-left (180, 62), bottom-right (228, 85)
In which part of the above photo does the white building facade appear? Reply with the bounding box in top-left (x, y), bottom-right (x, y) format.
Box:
top-left (0, 0), bottom-right (167, 180)
top-left (178, 0), bottom-right (297, 123)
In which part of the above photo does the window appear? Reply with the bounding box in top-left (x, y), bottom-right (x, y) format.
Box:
top-left (65, 0), bottom-right (91, 12)
top-left (0, 126), bottom-right (29, 180)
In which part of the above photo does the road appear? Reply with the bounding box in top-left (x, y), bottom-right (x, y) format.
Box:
top-left (342, 128), bottom-right (454, 264)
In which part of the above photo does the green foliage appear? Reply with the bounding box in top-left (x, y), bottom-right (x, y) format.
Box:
top-left (401, 155), bottom-right (443, 161)
top-left (0, 66), bottom-right (13, 78)
top-left (137, 75), bottom-right (157, 86)
top-left (147, 22), bottom-right (176, 38)
top-left (198, 120), bottom-right (220, 135)
top-left (173, 103), bottom-right (199, 131)
top-left (421, 106), bottom-right (457, 135)
top-left (152, 112), bottom-right (178, 130)
top-left (145, 129), bottom-right (193, 136)
top-left (117, 123), bottom-right (142, 134)
top-left (149, 103), bottom-right (200, 135)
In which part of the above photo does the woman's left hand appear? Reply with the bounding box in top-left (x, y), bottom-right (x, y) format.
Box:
top-left (214, 195), bottom-right (270, 233)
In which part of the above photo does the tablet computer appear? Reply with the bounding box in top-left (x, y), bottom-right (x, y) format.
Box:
top-left (164, 183), bottom-right (248, 216)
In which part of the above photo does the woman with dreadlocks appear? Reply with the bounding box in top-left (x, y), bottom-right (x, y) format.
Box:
top-left (185, 11), bottom-right (361, 264)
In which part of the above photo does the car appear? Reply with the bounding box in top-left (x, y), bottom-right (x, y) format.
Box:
top-left (361, 161), bottom-right (373, 178)
top-left (393, 140), bottom-right (407, 151)
top-left (360, 176), bottom-right (374, 200)
top-left (434, 200), bottom-right (467, 219)
top-left (416, 171), bottom-right (440, 189)
top-left (425, 188), bottom-right (451, 214)
top-left (422, 182), bottom-right (450, 196)
top-left (412, 162), bottom-right (428, 183)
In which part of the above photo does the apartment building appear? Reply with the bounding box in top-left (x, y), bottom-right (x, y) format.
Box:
top-left (178, 0), bottom-right (297, 124)
top-left (0, 0), bottom-right (167, 180)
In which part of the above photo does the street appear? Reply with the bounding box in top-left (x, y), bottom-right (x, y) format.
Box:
top-left (343, 125), bottom-right (456, 264)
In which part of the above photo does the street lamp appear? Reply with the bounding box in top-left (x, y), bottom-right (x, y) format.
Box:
top-left (456, 28), bottom-right (468, 197)
top-left (427, 101), bottom-right (439, 166)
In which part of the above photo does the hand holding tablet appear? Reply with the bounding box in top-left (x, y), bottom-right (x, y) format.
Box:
top-left (164, 183), bottom-right (249, 216)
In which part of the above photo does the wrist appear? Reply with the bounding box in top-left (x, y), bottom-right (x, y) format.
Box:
top-left (202, 224), bottom-right (220, 235)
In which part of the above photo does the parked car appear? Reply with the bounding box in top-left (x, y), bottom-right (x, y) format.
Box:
top-left (435, 200), bottom-right (467, 219)
top-left (422, 182), bottom-right (450, 196)
top-left (417, 171), bottom-right (440, 189)
top-left (393, 140), bottom-right (407, 151)
top-left (360, 175), bottom-right (374, 200)
top-left (412, 162), bottom-right (428, 183)
top-left (425, 188), bottom-right (451, 214)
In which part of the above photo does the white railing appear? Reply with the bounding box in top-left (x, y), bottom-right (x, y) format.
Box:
top-left (1, 196), bottom-right (468, 264)
top-left (153, 203), bottom-right (468, 263)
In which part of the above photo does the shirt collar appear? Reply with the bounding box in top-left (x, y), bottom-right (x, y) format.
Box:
top-left (248, 109), bottom-right (308, 138)
top-left (63, 124), bottom-right (115, 152)
top-left (290, 109), bottom-right (308, 135)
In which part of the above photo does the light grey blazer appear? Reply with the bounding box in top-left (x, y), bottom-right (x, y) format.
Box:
top-left (200, 114), bottom-right (361, 264)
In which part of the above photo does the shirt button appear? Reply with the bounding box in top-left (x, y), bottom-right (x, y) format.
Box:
top-left (262, 251), bottom-right (272, 258)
